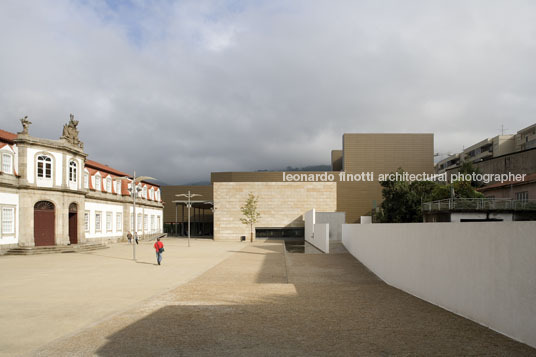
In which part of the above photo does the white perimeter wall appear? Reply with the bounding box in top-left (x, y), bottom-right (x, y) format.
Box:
top-left (312, 223), bottom-right (329, 253)
top-left (304, 209), bottom-right (329, 253)
top-left (342, 222), bottom-right (536, 348)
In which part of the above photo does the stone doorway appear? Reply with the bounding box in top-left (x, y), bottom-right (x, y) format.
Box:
top-left (69, 203), bottom-right (78, 245)
top-left (34, 201), bottom-right (55, 246)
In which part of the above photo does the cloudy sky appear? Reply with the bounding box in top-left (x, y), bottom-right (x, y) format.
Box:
top-left (1, 0), bottom-right (535, 184)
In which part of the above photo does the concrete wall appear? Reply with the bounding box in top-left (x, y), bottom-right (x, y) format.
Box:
top-left (450, 212), bottom-right (513, 222)
top-left (213, 182), bottom-right (337, 241)
top-left (342, 221), bottom-right (536, 348)
top-left (304, 209), bottom-right (314, 244)
top-left (315, 211), bottom-right (345, 240)
top-left (311, 223), bottom-right (329, 253)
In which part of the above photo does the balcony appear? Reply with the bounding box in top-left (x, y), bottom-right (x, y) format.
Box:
top-left (422, 198), bottom-right (536, 212)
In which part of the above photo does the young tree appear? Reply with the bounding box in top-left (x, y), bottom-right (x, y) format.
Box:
top-left (240, 193), bottom-right (261, 242)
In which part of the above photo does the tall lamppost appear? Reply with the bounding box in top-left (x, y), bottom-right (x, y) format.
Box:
top-left (120, 171), bottom-right (156, 260)
top-left (175, 191), bottom-right (201, 247)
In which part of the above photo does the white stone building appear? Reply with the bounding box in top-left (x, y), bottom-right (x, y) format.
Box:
top-left (0, 116), bottom-right (163, 252)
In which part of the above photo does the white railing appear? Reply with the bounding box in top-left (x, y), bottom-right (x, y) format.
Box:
top-left (422, 198), bottom-right (536, 212)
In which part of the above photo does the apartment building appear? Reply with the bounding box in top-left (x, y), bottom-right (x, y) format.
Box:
top-left (435, 122), bottom-right (536, 176)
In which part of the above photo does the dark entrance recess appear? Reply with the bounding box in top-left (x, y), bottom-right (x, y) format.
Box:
top-left (69, 203), bottom-right (78, 244)
top-left (255, 227), bottom-right (305, 239)
top-left (34, 201), bottom-right (55, 246)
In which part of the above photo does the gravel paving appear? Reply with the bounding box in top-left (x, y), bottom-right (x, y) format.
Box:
top-left (34, 241), bottom-right (536, 356)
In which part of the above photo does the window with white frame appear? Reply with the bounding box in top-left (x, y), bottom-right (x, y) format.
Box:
top-left (150, 187), bottom-right (154, 200)
top-left (116, 212), bottom-right (122, 231)
top-left (106, 212), bottom-right (112, 231)
top-left (1, 206), bottom-right (15, 236)
top-left (95, 212), bottom-right (102, 231)
top-left (137, 213), bottom-right (142, 231)
top-left (95, 173), bottom-right (101, 191)
top-left (84, 172), bottom-right (89, 189)
top-left (142, 186), bottom-right (147, 199)
top-left (37, 155), bottom-right (52, 179)
top-left (1, 153), bottom-right (13, 174)
top-left (69, 161), bottom-right (77, 182)
top-left (84, 211), bottom-right (90, 232)
top-left (115, 180), bottom-right (121, 194)
top-left (144, 214), bottom-right (148, 231)
top-left (106, 177), bottom-right (112, 192)
top-left (157, 216), bottom-right (161, 232)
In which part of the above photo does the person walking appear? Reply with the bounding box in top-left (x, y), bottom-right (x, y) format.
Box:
top-left (154, 238), bottom-right (164, 265)
top-left (134, 231), bottom-right (139, 245)
top-left (127, 231), bottom-right (132, 244)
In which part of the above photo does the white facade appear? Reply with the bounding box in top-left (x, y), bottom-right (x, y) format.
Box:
top-left (0, 120), bottom-right (164, 250)
top-left (84, 200), bottom-right (124, 239)
top-left (0, 191), bottom-right (19, 245)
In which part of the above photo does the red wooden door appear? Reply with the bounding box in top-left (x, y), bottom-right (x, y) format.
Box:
top-left (34, 201), bottom-right (55, 246)
top-left (69, 203), bottom-right (78, 244)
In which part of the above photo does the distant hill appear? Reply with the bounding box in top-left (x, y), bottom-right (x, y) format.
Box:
top-left (181, 181), bottom-right (211, 186)
top-left (257, 165), bottom-right (332, 172)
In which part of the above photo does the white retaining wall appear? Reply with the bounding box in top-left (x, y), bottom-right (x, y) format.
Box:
top-left (304, 209), bottom-right (330, 253)
top-left (342, 221), bottom-right (536, 348)
top-left (312, 223), bottom-right (329, 253)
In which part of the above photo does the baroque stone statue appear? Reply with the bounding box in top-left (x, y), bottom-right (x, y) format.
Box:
top-left (18, 116), bottom-right (32, 135)
top-left (61, 113), bottom-right (84, 149)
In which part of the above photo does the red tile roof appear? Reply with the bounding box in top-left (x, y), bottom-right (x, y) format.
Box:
top-left (0, 129), bottom-right (16, 144)
top-left (85, 160), bottom-right (129, 178)
top-left (479, 172), bottom-right (536, 191)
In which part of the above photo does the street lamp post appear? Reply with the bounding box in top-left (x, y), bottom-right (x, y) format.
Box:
top-left (120, 171), bottom-right (156, 260)
top-left (175, 191), bottom-right (201, 247)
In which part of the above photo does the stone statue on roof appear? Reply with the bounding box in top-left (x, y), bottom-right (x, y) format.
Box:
top-left (61, 113), bottom-right (84, 149)
top-left (18, 116), bottom-right (32, 135)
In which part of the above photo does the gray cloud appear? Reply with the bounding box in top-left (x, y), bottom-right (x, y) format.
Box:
top-left (1, 0), bottom-right (536, 184)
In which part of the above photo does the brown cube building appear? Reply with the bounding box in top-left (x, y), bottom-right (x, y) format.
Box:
top-left (162, 133), bottom-right (434, 240)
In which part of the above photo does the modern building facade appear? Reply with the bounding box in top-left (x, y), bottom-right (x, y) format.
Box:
top-left (435, 122), bottom-right (536, 176)
top-left (0, 116), bottom-right (163, 253)
top-left (163, 133), bottom-right (434, 241)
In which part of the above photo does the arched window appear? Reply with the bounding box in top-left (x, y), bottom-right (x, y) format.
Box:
top-left (106, 177), bottom-right (112, 192)
top-left (142, 186), bottom-right (147, 199)
top-left (95, 173), bottom-right (101, 191)
top-left (150, 187), bottom-right (154, 200)
top-left (37, 155), bottom-right (52, 179)
top-left (69, 161), bottom-right (77, 182)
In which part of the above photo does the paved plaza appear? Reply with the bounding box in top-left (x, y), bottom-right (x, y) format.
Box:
top-left (0, 239), bottom-right (244, 356)
top-left (1, 239), bottom-right (535, 356)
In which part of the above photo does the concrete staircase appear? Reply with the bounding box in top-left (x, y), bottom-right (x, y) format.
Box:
top-left (5, 243), bottom-right (109, 255)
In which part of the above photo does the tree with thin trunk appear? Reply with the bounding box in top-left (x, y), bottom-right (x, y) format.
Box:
top-left (240, 193), bottom-right (261, 242)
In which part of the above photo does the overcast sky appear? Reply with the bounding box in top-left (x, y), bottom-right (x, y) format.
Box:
top-left (1, 1), bottom-right (535, 184)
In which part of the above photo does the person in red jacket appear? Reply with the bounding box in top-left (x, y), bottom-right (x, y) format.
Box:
top-left (154, 237), bottom-right (164, 265)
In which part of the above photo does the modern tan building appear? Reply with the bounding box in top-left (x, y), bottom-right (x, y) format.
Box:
top-left (162, 133), bottom-right (434, 241)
